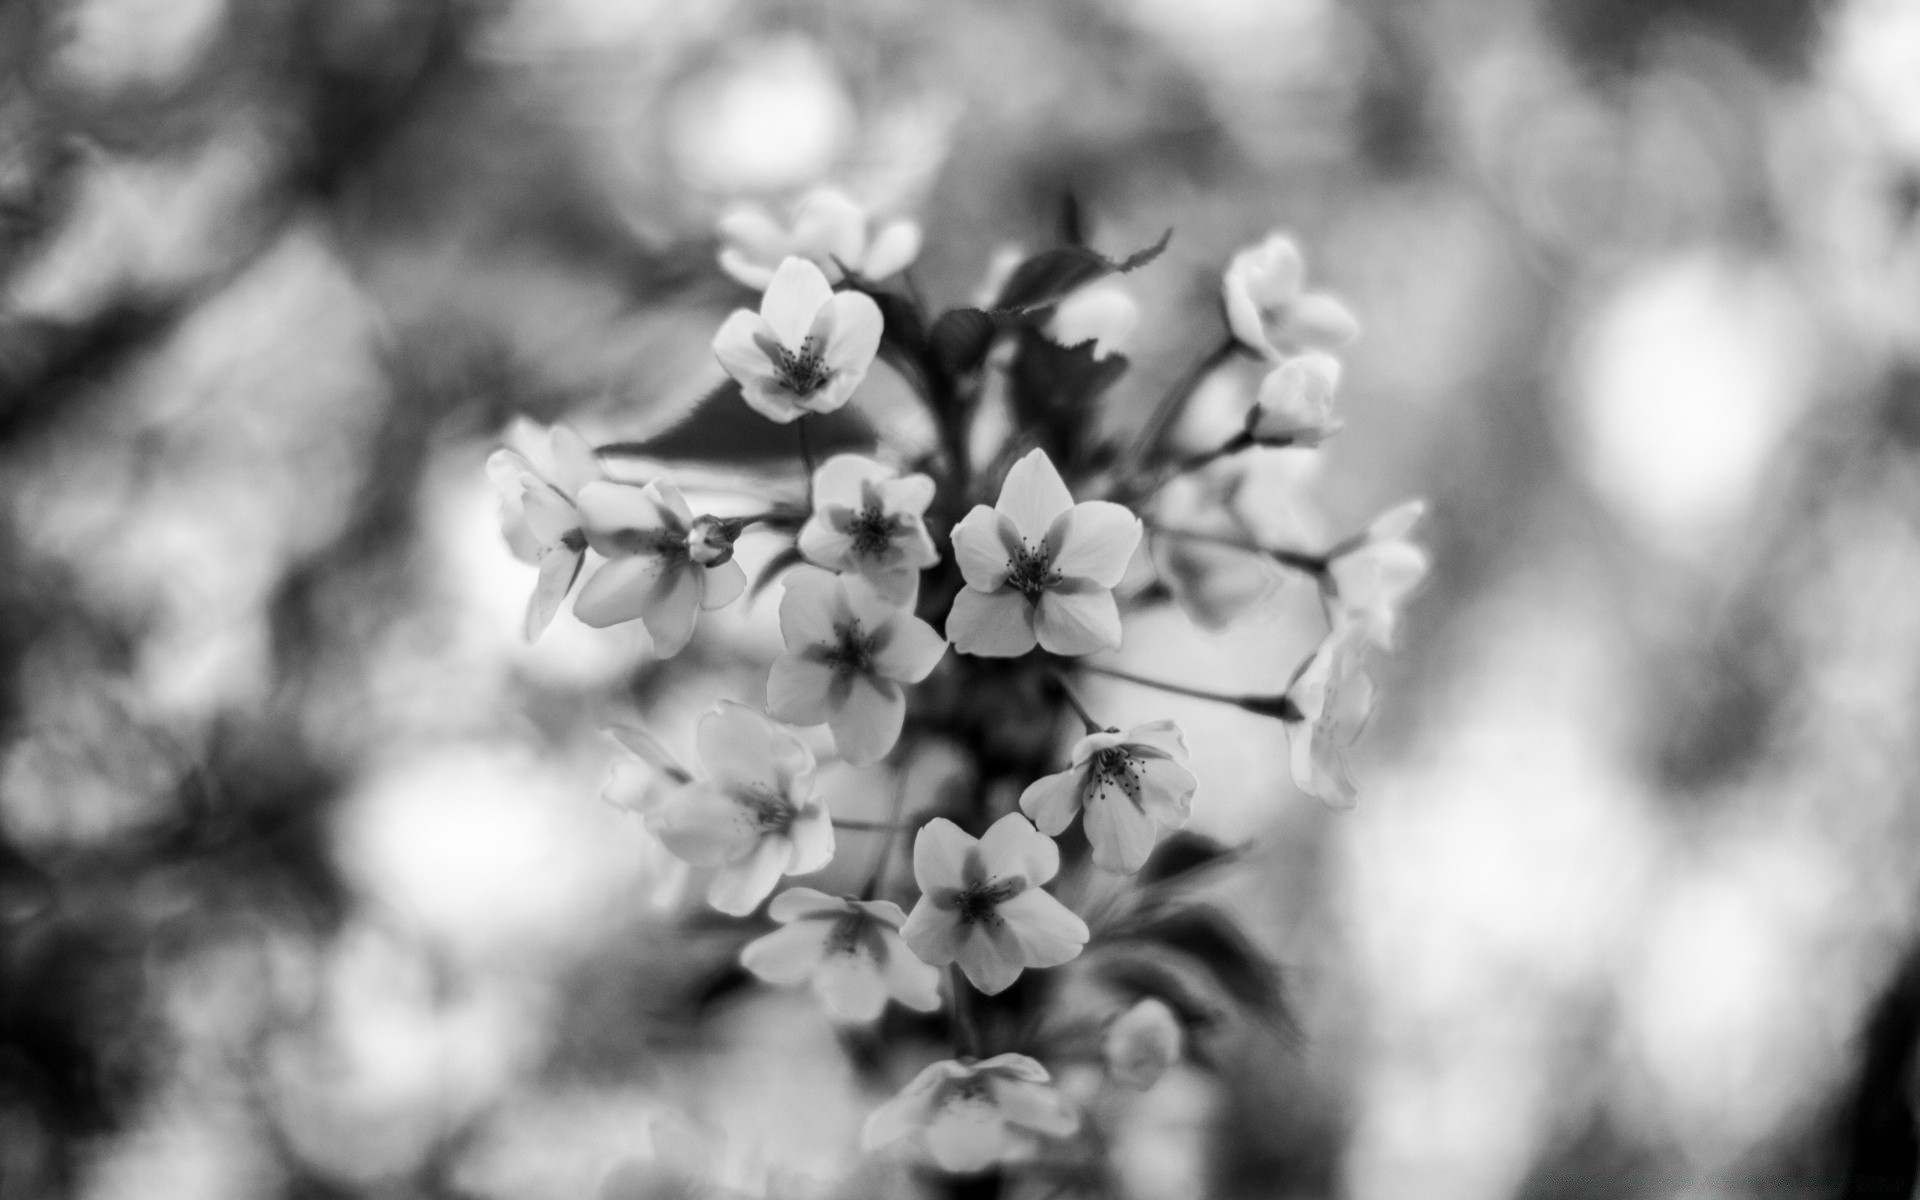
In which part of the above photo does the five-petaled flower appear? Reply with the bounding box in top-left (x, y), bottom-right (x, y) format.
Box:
top-left (1019, 719), bottom-right (1197, 874)
top-left (645, 702), bottom-right (835, 915)
top-left (862, 1054), bottom-right (1078, 1174)
top-left (1283, 621), bottom-right (1375, 809)
top-left (1222, 233), bottom-right (1358, 360)
top-left (1324, 499), bottom-right (1428, 650)
top-left (1104, 998), bottom-right (1183, 1090)
top-left (717, 187), bottom-right (922, 291)
top-left (947, 448), bottom-right (1142, 658)
top-left (485, 421), bottom-right (602, 641)
top-left (901, 812), bottom-right (1089, 995)
top-left (768, 567), bottom-right (948, 766)
top-left (713, 257), bottom-right (884, 424)
top-left (797, 455), bottom-right (939, 605)
top-left (1248, 351), bottom-right (1344, 448)
top-left (739, 887), bottom-right (942, 1022)
top-left (570, 478), bottom-right (747, 657)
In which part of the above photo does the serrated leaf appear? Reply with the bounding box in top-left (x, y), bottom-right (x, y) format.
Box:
top-left (1138, 831), bottom-right (1240, 887)
top-left (1005, 329), bottom-right (1129, 471)
top-left (596, 378), bottom-right (875, 465)
top-left (1126, 904), bottom-right (1283, 1016)
top-left (992, 228), bottom-right (1173, 313)
top-left (930, 307), bottom-right (999, 377)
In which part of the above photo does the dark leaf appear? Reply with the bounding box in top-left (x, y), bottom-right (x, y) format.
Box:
top-left (992, 228), bottom-right (1173, 313)
top-left (929, 307), bottom-right (1000, 377)
top-left (1005, 329), bottom-right (1129, 471)
top-left (1138, 831), bottom-right (1240, 887)
top-left (748, 544), bottom-right (806, 600)
top-left (1126, 903), bottom-right (1283, 1016)
top-left (597, 378), bottom-right (875, 465)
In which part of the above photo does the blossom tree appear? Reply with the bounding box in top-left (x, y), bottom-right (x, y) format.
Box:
top-left (487, 195), bottom-right (1428, 1190)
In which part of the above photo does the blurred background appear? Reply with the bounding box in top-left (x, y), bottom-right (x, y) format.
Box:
top-left (3, 0), bottom-right (1920, 1197)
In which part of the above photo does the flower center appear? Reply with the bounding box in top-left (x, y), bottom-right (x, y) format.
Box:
top-left (735, 784), bottom-right (797, 834)
top-left (847, 503), bottom-right (896, 558)
top-left (685, 515), bottom-right (736, 566)
top-left (822, 618), bottom-right (879, 676)
top-left (954, 877), bottom-right (1025, 926)
top-left (823, 912), bottom-right (885, 960)
top-left (1090, 746), bottom-right (1146, 811)
top-left (1004, 544), bottom-right (1061, 598)
top-left (756, 332), bottom-right (834, 397)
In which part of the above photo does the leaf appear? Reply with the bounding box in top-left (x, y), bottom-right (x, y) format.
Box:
top-left (597, 378), bottom-right (875, 465)
top-left (1005, 329), bottom-right (1129, 470)
top-left (929, 307), bottom-right (1000, 377)
top-left (992, 228), bottom-right (1173, 313)
top-left (1137, 831), bottom-right (1240, 887)
top-left (748, 544), bottom-right (806, 600)
top-left (1125, 904), bottom-right (1284, 1017)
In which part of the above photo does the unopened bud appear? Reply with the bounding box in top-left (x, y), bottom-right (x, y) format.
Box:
top-left (686, 515), bottom-right (737, 566)
top-left (1104, 998), bottom-right (1183, 1090)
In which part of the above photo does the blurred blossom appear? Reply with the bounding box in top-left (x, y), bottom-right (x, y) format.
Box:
top-left (717, 187), bottom-right (922, 290)
top-left (53, 0), bottom-right (228, 93)
top-left (1047, 280), bottom-right (1140, 360)
top-left (862, 1054), bottom-right (1079, 1173)
top-left (1104, 997), bottom-right (1184, 1090)
top-left (738, 888), bottom-right (942, 1022)
top-left (670, 36), bottom-right (855, 194)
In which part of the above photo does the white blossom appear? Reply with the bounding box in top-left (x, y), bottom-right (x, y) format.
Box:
top-left (602, 724), bottom-right (694, 910)
top-left (862, 1054), bottom-right (1078, 1174)
top-left (1325, 499), bottom-right (1428, 650)
top-left (768, 567), bottom-right (948, 766)
top-left (717, 187), bottom-right (922, 290)
top-left (1285, 621), bottom-right (1375, 809)
top-left (570, 478), bottom-right (746, 657)
top-left (1046, 280), bottom-right (1137, 360)
top-left (901, 813), bottom-right (1089, 995)
top-left (712, 257), bottom-right (884, 424)
top-left (1248, 351), bottom-right (1344, 447)
top-left (739, 887), bottom-right (942, 1022)
top-left (1149, 472), bottom-right (1284, 631)
top-left (796, 455), bottom-right (939, 605)
top-left (484, 421), bottom-right (602, 640)
top-left (645, 702), bottom-right (835, 915)
top-left (1222, 232), bottom-right (1358, 359)
top-left (946, 448), bottom-right (1142, 658)
top-left (1103, 998), bottom-right (1182, 1090)
top-left (1019, 720), bottom-right (1196, 874)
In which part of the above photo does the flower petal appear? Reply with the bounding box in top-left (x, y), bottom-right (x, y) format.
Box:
top-left (901, 896), bottom-right (962, 966)
top-left (950, 505), bottom-right (1013, 590)
top-left (791, 187), bottom-right (867, 269)
top-left (768, 653), bottom-right (840, 727)
top-left (700, 558), bottom-right (747, 610)
top-left (525, 546), bottom-right (582, 641)
top-left (740, 919), bottom-right (833, 984)
top-left (761, 257), bottom-right (834, 348)
top-left (797, 513), bottom-right (856, 571)
top-left (946, 587), bottom-right (1037, 658)
top-left (696, 700), bottom-right (814, 796)
top-left (863, 1062), bottom-right (954, 1152)
top-left (878, 928), bottom-right (943, 1012)
top-left (862, 219), bottom-right (922, 280)
top-left (768, 886), bottom-right (845, 922)
top-left (648, 784), bottom-right (759, 867)
top-left (714, 310), bottom-right (777, 385)
top-left (829, 675), bottom-right (905, 766)
top-left (976, 812), bottom-right (1058, 886)
top-left (953, 928), bottom-right (1027, 995)
top-left (785, 805), bottom-right (837, 874)
top-left (989, 1077), bottom-right (1079, 1137)
top-left (1290, 291), bottom-right (1360, 347)
top-left (910, 817), bottom-right (974, 892)
top-left (778, 565), bottom-right (848, 650)
top-left (708, 836), bottom-right (793, 915)
top-left (1050, 501), bottom-right (1141, 588)
top-left (811, 454), bottom-right (889, 508)
top-left (994, 449), bottom-right (1074, 541)
top-left (546, 425), bottom-right (602, 496)
top-left (716, 204), bottom-right (787, 258)
top-left (1083, 785), bottom-right (1162, 874)
top-left (923, 1102), bottom-right (1016, 1173)
top-left (1033, 584), bottom-right (1122, 656)
top-left (1017, 768), bottom-right (1084, 837)
top-left (718, 249), bottom-right (778, 291)
top-left (576, 480), bottom-right (675, 545)
top-left (814, 946), bottom-right (891, 1022)
top-left (1136, 757), bottom-right (1197, 825)
top-left (822, 291), bottom-right (883, 379)
top-left (996, 888), bottom-right (1089, 968)
top-left (871, 613), bottom-right (948, 683)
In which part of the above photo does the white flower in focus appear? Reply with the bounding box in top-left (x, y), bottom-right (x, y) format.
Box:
top-left (1248, 352), bottom-right (1344, 447)
top-left (1019, 720), bottom-right (1196, 874)
top-left (1325, 499), bottom-right (1428, 650)
top-left (739, 887), bottom-right (942, 1021)
top-left (1103, 998), bottom-right (1182, 1090)
top-left (1150, 473), bottom-right (1283, 631)
top-left (1222, 232), bottom-right (1358, 359)
top-left (717, 187), bottom-right (922, 290)
top-left (768, 567), bottom-right (948, 766)
top-left (901, 813), bottom-right (1089, 994)
top-left (645, 702), bottom-right (835, 915)
top-left (946, 449), bottom-right (1142, 658)
top-left (602, 724), bottom-right (695, 910)
top-left (862, 1054), bottom-right (1078, 1174)
top-left (1046, 281), bottom-right (1137, 360)
top-left (713, 257), bottom-right (884, 424)
top-left (570, 479), bottom-right (747, 657)
top-left (484, 422), bottom-right (602, 640)
top-left (797, 455), bottom-right (939, 605)
top-left (1284, 622), bottom-right (1375, 809)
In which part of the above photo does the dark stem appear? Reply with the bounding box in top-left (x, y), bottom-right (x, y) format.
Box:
top-left (795, 415), bottom-right (816, 496)
top-left (1080, 661), bottom-right (1302, 722)
top-left (858, 778), bottom-right (909, 901)
top-left (1123, 334), bottom-right (1241, 478)
top-left (831, 818), bottom-right (909, 832)
top-left (949, 965), bottom-right (984, 1058)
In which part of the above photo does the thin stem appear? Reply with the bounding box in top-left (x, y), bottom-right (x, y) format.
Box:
top-left (1050, 671), bottom-right (1109, 735)
top-left (1146, 523), bottom-right (1329, 579)
top-left (859, 778), bottom-right (910, 902)
top-left (795, 415), bottom-right (817, 496)
top-left (1124, 334), bottom-right (1240, 478)
top-left (1081, 661), bottom-right (1302, 722)
top-left (1126, 431), bottom-right (1255, 503)
top-left (949, 965), bottom-right (983, 1059)
top-left (831, 818), bottom-right (909, 832)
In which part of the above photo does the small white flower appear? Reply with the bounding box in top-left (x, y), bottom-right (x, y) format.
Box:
top-left (1019, 720), bottom-right (1196, 874)
top-left (602, 724), bottom-right (695, 910)
top-left (796, 455), bottom-right (939, 605)
top-left (1325, 499), bottom-right (1428, 650)
top-left (570, 478), bottom-right (747, 657)
top-left (768, 567), bottom-right (948, 766)
top-left (645, 702), bottom-right (835, 915)
top-left (1150, 472), bottom-right (1284, 631)
top-left (484, 421), bottom-right (602, 640)
top-left (946, 449), bottom-right (1142, 658)
top-left (1285, 622), bottom-right (1375, 809)
top-left (901, 813), bottom-right (1089, 995)
top-left (717, 187), bottom-right (922, 290)
top-left (1248, 352), bottom-right (1344, 447)
top-left (862, 1053), bottom-right (1078, 1174)
top-left (1103, 998), bottom-right (1183, 1090)
top-left (712, 257), bottom-right (884, 424)
top-left (739, 887), bottom-right (942, 1022)
top-left (1222, 233), bottom-right (1358, 359)
top-left (1046, 280), bottom-right (1137, 360)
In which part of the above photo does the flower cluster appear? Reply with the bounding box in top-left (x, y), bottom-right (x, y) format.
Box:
top-left (488, 192), bottom-right (1428, 1180)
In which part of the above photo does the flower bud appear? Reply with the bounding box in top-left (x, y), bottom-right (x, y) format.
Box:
top-left (685, 515), bottom-right (737, 566)
top-left (1248, 352), bottom-right (1343, 447)
top-left (1103, 997), bottom-right (1183, 1090)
